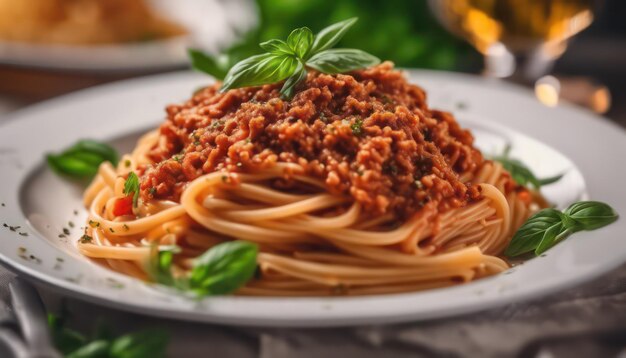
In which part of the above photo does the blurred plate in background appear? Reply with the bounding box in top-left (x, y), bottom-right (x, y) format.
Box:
top-left (0, 0), bottom-right (256, 73)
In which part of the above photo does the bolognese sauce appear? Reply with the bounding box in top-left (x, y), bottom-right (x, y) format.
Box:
top-left (140, 62), bottom-right (487, 217)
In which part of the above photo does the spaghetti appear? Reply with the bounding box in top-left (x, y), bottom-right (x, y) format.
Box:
top-left (78, 63), bottom-right (540, 296)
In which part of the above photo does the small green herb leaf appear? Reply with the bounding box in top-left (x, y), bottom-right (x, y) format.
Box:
top-left (66, 340), bottom-right (110, 358)
top-left (47, 154), bottom-right (100, 177)
top-left (537, 174), bottom-right (564, 186)
top-left (505, 208), bottom-right (565, 257)
top-left (189, 241), bottom-right (258, 295)
top-left (208, 18), bottom-right (378, 98)
top-left (47, 140), bottom-right (119, 179)
top-left (280, 62), bottom-right (307, 99)
top-left (307, 49), bottom-right (380, 74)
top-left (564, 201), bottom-right (618, 230)
top-left (123, 172), bottom-right (140, 208)
top-left (310, 17), bottom-right (358, 54)
top-left (286, 27), bottom-right (314, 58)
top-left (109, 329), bottom-right (169, 358)
top-left (259, 39), bottom-right (294, 56)
top-left (350, 117), bottom-right (364, 136)
top-left (70, 140), bottom-right (118, 165)
top-left (147, 245), bottom-right (182, 287)
top-left (49, 313), bottom-right (87, 355)
top-left (220, 53), bottom-right (299, 92)
top-left (492, 146), bottom-right (562, 189)
top-left (188, 49), bottom-right (229, 80)
top-left (505, 201), bottom-right (618, 257)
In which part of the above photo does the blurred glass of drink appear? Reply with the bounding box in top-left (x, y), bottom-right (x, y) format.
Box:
top-left (428, 0), bottom-right (597, 79)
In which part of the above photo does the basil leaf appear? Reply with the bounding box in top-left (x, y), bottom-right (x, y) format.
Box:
top-left (286, 27), bottom-right (313, 58)
top-left (505, 208), bottom-right (564, 257)
top-left (48, 314), bottom-right (87, 355)
top-left (147, 245), bottom-right (183, 287)
top-left (564, 201), bottom-right (618, 230)
top-left (47, 154), bottom-right (100, 177)
top-left (189, 241), bottom-right (258, 295)
top-left (73, 140), bottom-right (119, 165)
top-left (123, 172), bottom-right (140, 207)
top-left (492, 147), bottom-right (562, 189)
top-left (221, 53), bottom-right (299, 92)
top-left (307, 49), bottom-right (380, 74)
top-left (280, 62), bottom-right (307, 99)
top-left (260, 39), bottom-right (295, 56)
top-left (110, 329), bottom-right (168, 358)
top-left (47, 140), bottom-right (119, 179)
top-left (188, 49), bottom-right (229, 80)
top-left (310, 17), bottom-right (357, 54)
top-left (537, 173), bottom-right (564, 186)
top-left (534, 219), bottom-right (570, 255)
top-left (67, 340), bottom-right (110, 358)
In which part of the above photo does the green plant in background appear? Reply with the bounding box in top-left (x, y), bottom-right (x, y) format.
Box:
top-left (213, 0), bottom-right (475, 71)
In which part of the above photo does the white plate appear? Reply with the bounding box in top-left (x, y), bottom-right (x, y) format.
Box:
top-left (0, 70), bottom-right (624, 327)
top-left (0, 0), bottom-right (256, 72)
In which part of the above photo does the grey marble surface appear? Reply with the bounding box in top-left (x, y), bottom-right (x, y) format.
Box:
top-left (1, 98), bottom-right (625, 358)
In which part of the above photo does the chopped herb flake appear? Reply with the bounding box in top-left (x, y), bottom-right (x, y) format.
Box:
top-left (123, 172), bottom-right (140, 208)
top-left (80, 235), bottom-right (93, 244)
top-left (350, 117), bottom-right (363, 136)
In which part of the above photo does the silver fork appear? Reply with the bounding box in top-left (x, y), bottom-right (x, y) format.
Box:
top-left (0, 278), bottom-right (61, 358)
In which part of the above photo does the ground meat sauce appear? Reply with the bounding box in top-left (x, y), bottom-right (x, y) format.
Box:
top-left (140, 62), bottom-right (485, 218)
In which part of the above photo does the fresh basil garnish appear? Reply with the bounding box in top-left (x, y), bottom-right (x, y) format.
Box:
top-left (220, 53), bottom-right (300, 92)
top-left (49, 313), bottom-right (169, 358)
top-left (47, 140), bottom-right (119, 178)
top-left (123, 172), bottom-right (140, 208)
top-left (148, 241), bottom-right (258, 296)
top-left (310, 17), bottom-right (358, 54)
top-left (189, 240), bottom-right (258, 296)
top-left (285, 27), bottom-right (314, 58)
top-left (492, 145), bottom-right (562, 189)
top-left (109, 329), bottom-right (169, 358)
top-left (191, 18), bottom-right (379, 99)
top-left (564, 201), bottom-right (619, 230)
top-left (307, 48), bottom-right (380, 74)
top-left (188, 49), bottom-right (229, 80)
top-left (505, 201), bottom-right (618, 257)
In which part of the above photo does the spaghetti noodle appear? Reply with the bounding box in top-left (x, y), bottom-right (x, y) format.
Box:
top-left (78, 63), bottom-right (540, 296)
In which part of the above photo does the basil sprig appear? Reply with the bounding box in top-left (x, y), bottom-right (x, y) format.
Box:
top-left (123, 172), bottom-right (140, 207)
top-left (492, 145), bottom-right (562, 189)
top-left (505, 201), bottom-right (618, 257)
top-left (49, 313), bottom-right (168, 358)
top-left (149, 241), bottom-right (258, 296)
top-left (47, 140), bottom-right (119, 179)
top-left (191, 18), bottom-right (380, 99)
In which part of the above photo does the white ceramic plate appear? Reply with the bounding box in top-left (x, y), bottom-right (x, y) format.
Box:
top-left (0, 0), bottom-right (256, 72)
top-left (0, 70), bottom-right (624, 327)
